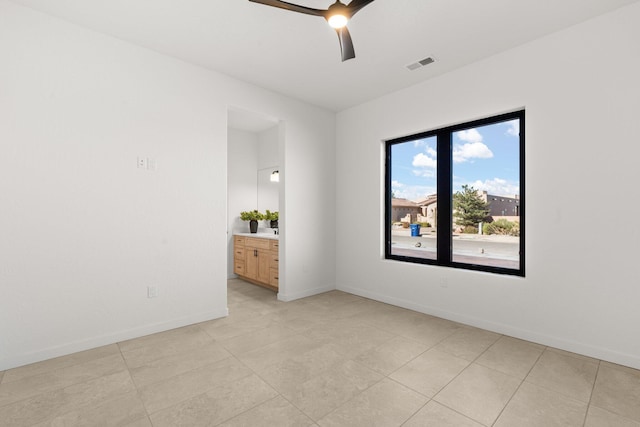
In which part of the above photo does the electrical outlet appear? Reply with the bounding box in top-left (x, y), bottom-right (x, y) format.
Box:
top-left (147, 286), bottom-right (159, 298)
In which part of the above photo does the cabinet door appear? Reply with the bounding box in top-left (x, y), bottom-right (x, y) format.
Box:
top-left (245, 247), bottom-right (258, 280)
top-left (256, 249), bottom-right (271, 283)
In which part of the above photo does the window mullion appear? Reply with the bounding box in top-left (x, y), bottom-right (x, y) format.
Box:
top-left (436, 131), bottom-right (452, 264)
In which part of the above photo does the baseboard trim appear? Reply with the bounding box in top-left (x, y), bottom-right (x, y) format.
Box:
top-left (277, 284), bottom-right (335, 302)
top-left (338, 284), bottom-right (640, 370)
top-left (1, 308), bottom-right (228, 371)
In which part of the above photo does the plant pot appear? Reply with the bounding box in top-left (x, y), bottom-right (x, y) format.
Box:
top-left (249, 220), bottom-right (258, 233)
top-left (270, 220), bottom-right (278, 229)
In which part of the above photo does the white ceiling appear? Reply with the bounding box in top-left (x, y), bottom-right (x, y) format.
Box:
top-left (10, 0), bottom-right (640, 112)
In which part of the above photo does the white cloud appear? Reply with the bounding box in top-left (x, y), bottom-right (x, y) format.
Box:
top-left (470, 177), bottom-right (519, 196)
top-left (505, 120), bottom-right (519, 137)
top-left (413, 168), bottom-right (435, 178)
top-left (391, 180), bottom-right (404, 189)
top-left (412, 152), bottom-right (437, 168)
top-left (453, 142), bottom-right (493, 163)
top-left (456, 128), bottom-right (483, 144)
top-left (393, 185), bottom-right (436, 201)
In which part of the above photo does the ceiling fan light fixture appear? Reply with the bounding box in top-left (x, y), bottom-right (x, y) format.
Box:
top-left (327, 14), bottom-right (348, 28)
top-left (248, 0), bottom-right (376, 61)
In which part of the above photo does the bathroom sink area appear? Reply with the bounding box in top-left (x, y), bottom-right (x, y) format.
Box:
top-left (235, 231), bottom-right (279, 240)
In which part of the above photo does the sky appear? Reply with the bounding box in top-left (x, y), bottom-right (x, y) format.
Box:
top-left (391, 119), bottom-right (520, 201)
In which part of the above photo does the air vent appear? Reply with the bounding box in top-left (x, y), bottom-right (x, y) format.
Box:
top-left (406, 56), bottom-right (435, 71)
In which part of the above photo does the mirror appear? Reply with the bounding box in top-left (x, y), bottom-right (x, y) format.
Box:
top-left (257, 166), bottom-right (279, 213)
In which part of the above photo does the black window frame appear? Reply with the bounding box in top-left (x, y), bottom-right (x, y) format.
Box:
top-left (385, 110), bottom-right (525, 277)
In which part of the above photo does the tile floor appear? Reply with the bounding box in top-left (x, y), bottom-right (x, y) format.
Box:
top-left (1, 279), bottom-right (639, 426)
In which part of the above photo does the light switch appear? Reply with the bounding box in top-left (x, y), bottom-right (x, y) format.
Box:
top-left (137, 157), bottom-right (148, 169)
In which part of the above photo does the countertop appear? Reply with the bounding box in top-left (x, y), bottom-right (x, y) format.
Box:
top-left (234, 232), bottom-right (279, 240)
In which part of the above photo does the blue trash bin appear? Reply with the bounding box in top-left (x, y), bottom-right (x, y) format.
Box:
top-left (410, 224), bottom-right (420, 237)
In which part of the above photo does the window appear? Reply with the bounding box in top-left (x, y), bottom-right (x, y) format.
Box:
top-left (385, 110), bottom-right (524, 276)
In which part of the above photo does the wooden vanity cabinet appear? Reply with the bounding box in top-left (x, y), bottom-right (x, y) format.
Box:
top-left (234, 235), bottom-right (278, 291)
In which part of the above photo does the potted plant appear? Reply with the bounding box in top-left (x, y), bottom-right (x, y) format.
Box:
top-left (264, 210), bottom-right (279, 228)
top-left (240, 210), bottom-right (264, 233)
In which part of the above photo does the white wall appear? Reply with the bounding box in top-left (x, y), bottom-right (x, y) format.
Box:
top-left (0, 0), bottom-right (336, 370)
top-left (226, 128), bottom-right (258, 277)
top-left (335, 2), bottom-right (640, 369)
top-left (257, 126), bottom-right (280, 217)
top-left (258, 126), bottom-right (279, 170)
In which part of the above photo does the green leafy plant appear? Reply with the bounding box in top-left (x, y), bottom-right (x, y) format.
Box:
top-left (264, 210), bottom-right (279, 221)
top-left (462, 225), bottom-right (478, 234)
top-left (240, 210), bottom-right (264, 221)
top-left (484, 219), bottom-right (520, 236)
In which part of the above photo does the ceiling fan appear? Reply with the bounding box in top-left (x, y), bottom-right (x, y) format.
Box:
top-left (248, 0), bottom-right (375, 62)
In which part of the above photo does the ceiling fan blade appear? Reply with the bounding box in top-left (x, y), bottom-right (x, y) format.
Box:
top-left (346, 0), bottom-right (375, 16)
top-left (336, 26), bottom-right (355, 61)
top-left (248, 0), bottom-right (325, 17)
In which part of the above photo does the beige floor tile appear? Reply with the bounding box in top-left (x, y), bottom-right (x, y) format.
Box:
top-left (325, 298), bottom-right (389, 320)
top-left (199, 312), bottom-right (285, 340)
top-left (118, 324), bottom-right (204, 352)
top-left (139, 356), bottom-right (253, 414)
top-left (317, 378), bottom-right (427, 427)
top-left (281, 360), bottom-right (383, 421)
top-left (398, 317), bottom-right (462, 348)
top-left (30, 390), bottom-right (147, 427)
top-left (547, 347), bottom-right (600, 363)
top-left (389, 348), bottom-right (470, 397)
top-left (2, 344), bottom-right (120, 384)
top-left (494, 381), bottom-right (587, 427)
top-left (227, 298), bottom-right (279, 319)
top-left (219, 323), bottom-right (299, 355)
top-left (354, 336), bottom-right (429, 375)
top-left (120, 326), bottom-right (215, 368)
top-left (345, 301), bottom-right (412, 327)
top-left (256, 343), bottom-right (349, 392)
top-left (360, 308), bottom-right (460, 348)
top-left (591, 362), bottom-right (640, 422)
top-left (0, 353), bottom-right (126, 407)
top-left (475, 336), bottom-right (545, 379)
top-left (403, 401), bottom-right (484, 427)
top-left (149, 374), bottom-right (278, 427)
top-left (219, 395), bottom-right (315, 427)
top-left (306, 322), bottom-right (396, 359)
top-left (526, 349), bottom-right (598, 402)
top-left (123, 417), bottom-right (153, 427)
top-left (237, 335), bottom-right (323, 372)
top-left (128, 341), bottom-right (231, 387)
top-left (224, 303), bottom-right (272, 323)
top-left (5, 280), bottom-right (640, 427)
top-left (433, 326), bottom-right (501, 361)
top-left (303, 290), bottom-right (365, 309)
top-left (0, 370), bottom-right (135, 427)
top-left (434, 363), bottom-right (521, 426)
top-left (585, 405), bottom-right (640, 427)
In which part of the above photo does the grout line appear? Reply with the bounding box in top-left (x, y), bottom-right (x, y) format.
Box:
top-left (582, 360), bottom-right (601, 427)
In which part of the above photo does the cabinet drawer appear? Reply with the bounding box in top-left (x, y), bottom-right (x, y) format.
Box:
top-left (246, 237), bottom-right (271, 250)
top-left (234, 261), bottom-right (245, 275)
top-left (270, 240), bottom-right (279, 251)
top-left (234, 247), bottom-right (245, 260)
top-left (234, 236), bottom-right (246, 247)
top-left (269, 268), bottom-right (279, 287)
top-left (271, 253), bottom-right (279, 264)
